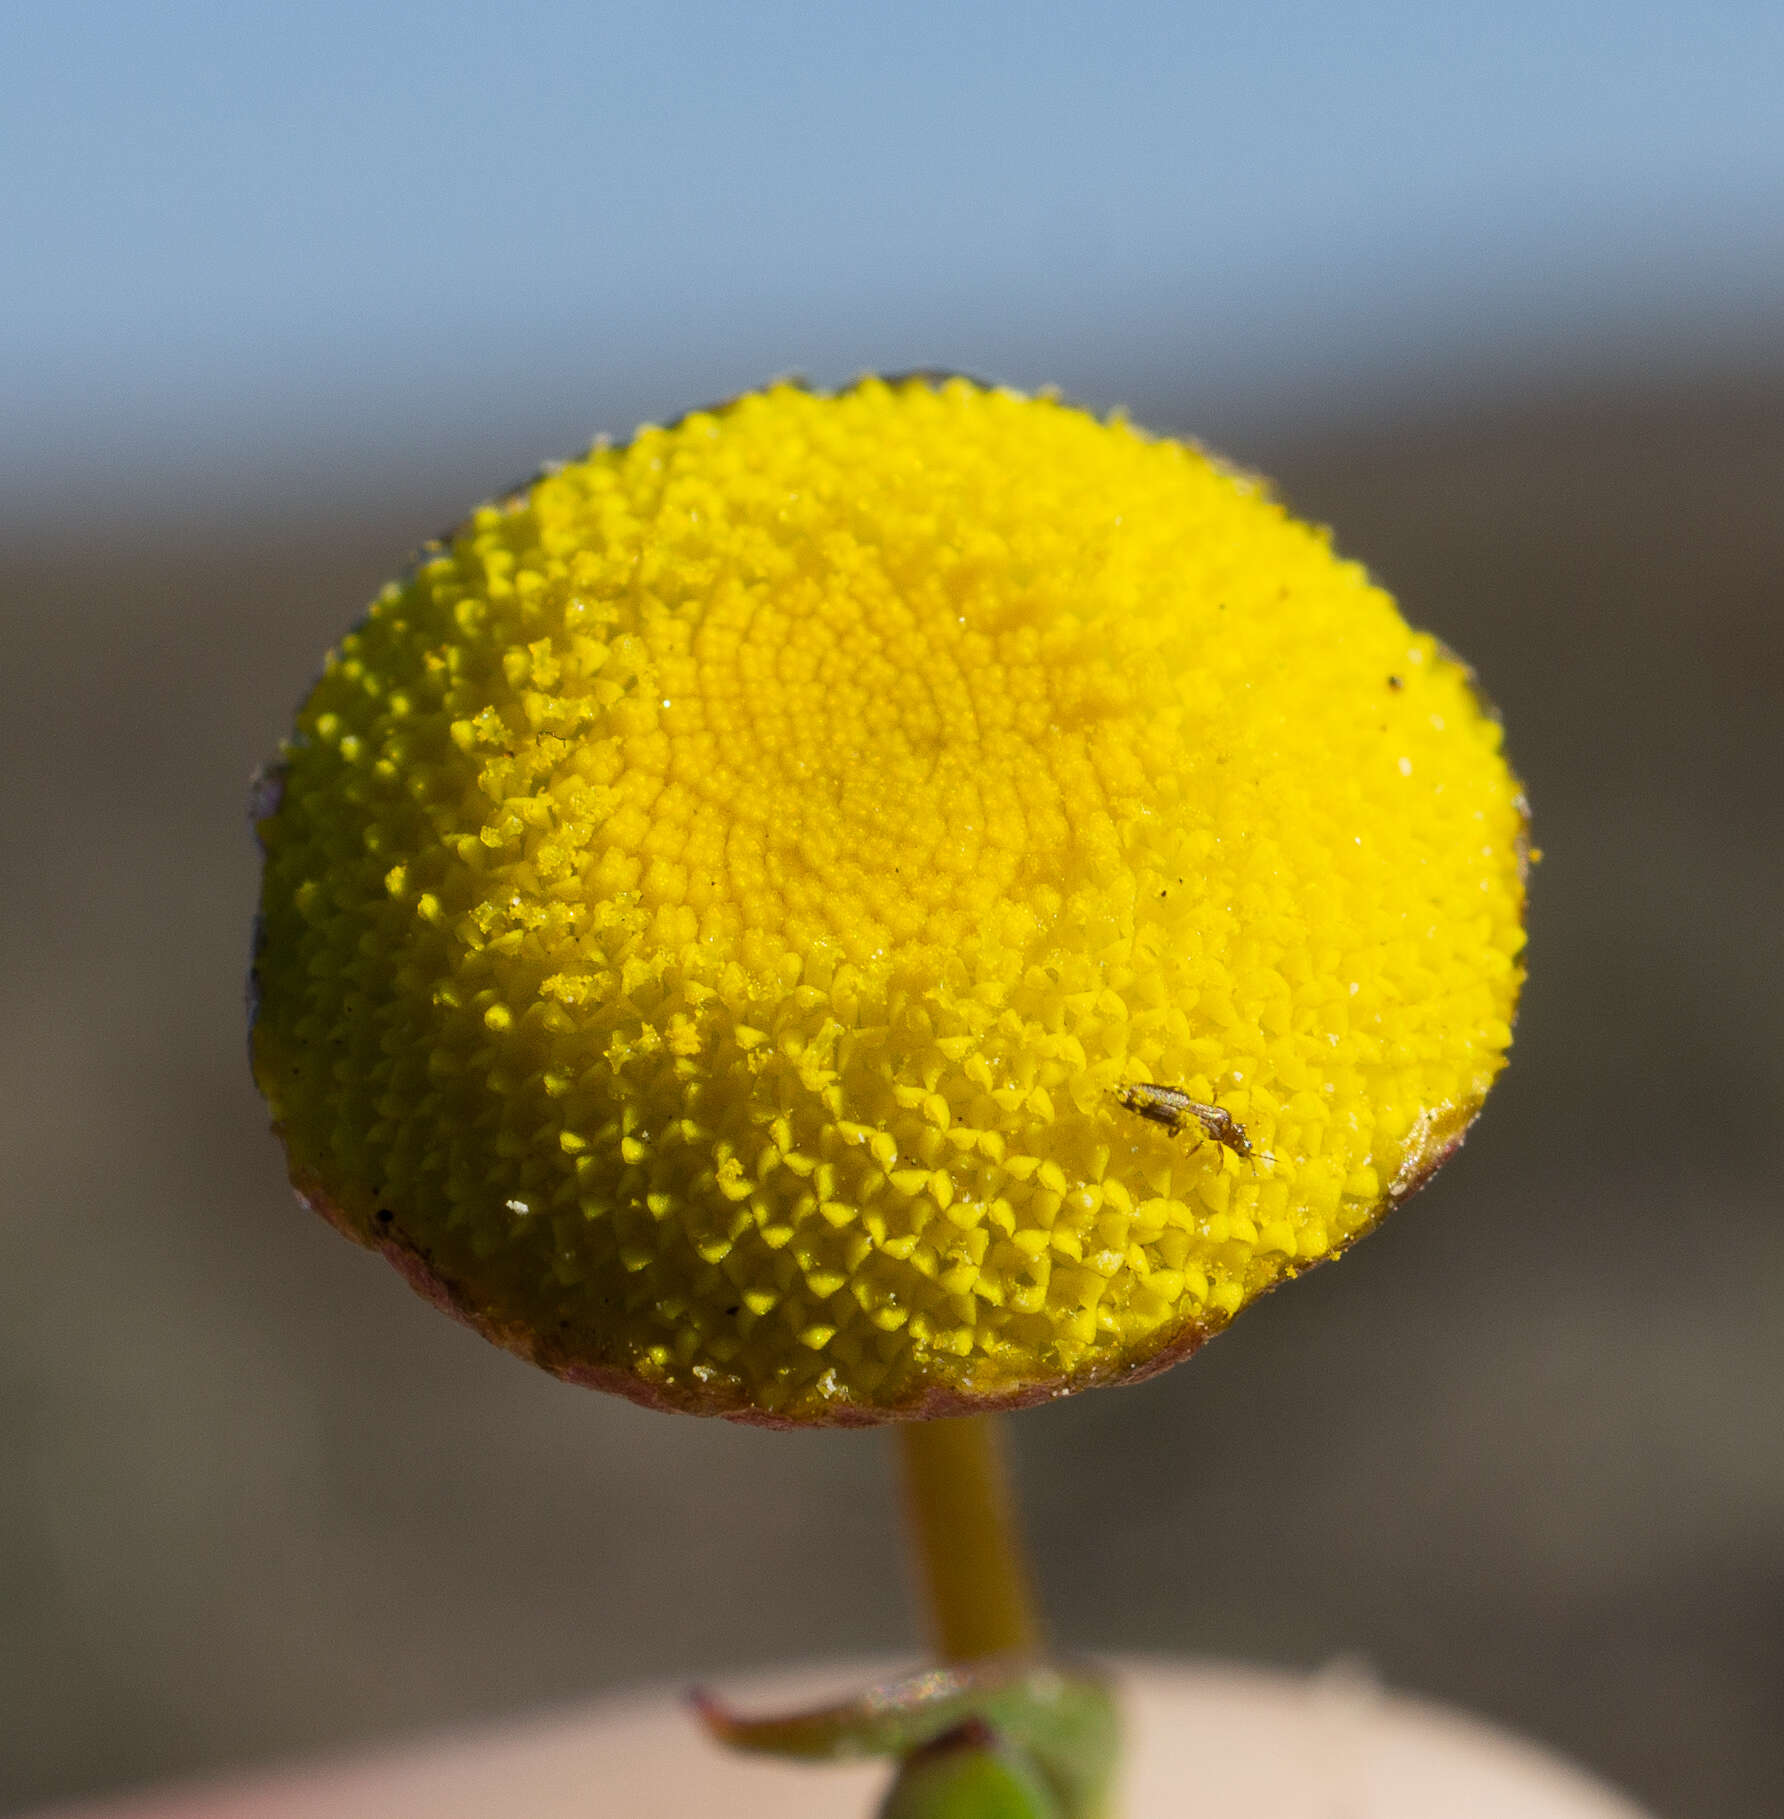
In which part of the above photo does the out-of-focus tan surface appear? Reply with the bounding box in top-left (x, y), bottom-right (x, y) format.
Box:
top-left (2, 377), bottom-right (1778, 1819)
top-left (27, 1660), bottom-right (1654, 1819)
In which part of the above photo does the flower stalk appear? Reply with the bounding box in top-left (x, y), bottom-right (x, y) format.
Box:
top-left (899, 1414), bottom-right (1041, 1661)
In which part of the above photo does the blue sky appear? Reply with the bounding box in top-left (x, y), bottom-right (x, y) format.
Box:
top-left (6, 1), bottom-right (1782, 513)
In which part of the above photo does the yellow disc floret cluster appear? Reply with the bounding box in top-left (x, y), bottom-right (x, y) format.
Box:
top-left (251, 376), bottom-right (1527, 1425)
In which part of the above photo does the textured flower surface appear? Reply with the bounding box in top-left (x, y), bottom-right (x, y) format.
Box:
top-left (252, 377), bottom-right (1527, 1425)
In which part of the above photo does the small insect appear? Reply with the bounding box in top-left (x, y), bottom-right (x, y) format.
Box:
top-left (1114, 1081), bottom-right (1270, 1167)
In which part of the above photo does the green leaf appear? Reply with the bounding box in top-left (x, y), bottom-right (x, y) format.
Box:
top-left (692, 1658), bottom-right (1119, 1819)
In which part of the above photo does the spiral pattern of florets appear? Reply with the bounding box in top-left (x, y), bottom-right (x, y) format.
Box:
top-left (251, 377), bottom-right (1527, 1423)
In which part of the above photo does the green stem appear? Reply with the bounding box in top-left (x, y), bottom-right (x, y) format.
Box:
top-left (898, 1414), bottom-right (1042, 1661)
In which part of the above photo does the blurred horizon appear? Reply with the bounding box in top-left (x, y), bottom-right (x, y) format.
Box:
top-left (8, 1), bottom-right (1784, 521)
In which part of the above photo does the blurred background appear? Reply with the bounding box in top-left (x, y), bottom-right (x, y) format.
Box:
top-left (3, 4), bottom-right (1780, 1816)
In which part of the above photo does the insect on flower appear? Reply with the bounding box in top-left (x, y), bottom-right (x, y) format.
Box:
top-left (1114, 1081), bottom-right (1273, 1168)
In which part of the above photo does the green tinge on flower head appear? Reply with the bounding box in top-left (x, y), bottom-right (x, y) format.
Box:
top-left (251, 376), bottom-right (1528, 1425)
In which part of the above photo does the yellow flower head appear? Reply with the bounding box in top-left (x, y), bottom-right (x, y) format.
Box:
top-left (252, 377), bottom-right (1527, 1426)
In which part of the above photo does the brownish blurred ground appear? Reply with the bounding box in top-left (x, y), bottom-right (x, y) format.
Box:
top-left (2, 375), bottom-right (1779, 1819)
